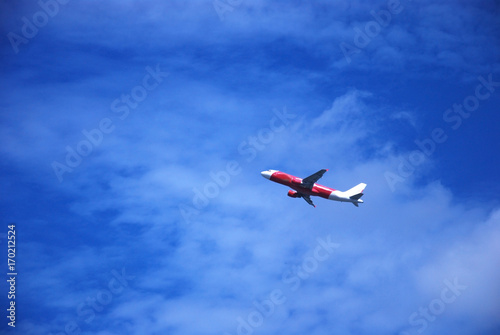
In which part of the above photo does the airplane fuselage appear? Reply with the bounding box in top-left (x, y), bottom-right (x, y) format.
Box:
top-left (269, 171), bottom-right (334, 198)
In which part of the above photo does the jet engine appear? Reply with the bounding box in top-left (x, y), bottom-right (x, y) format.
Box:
top-left (287, 190), bottom-right (300, 198)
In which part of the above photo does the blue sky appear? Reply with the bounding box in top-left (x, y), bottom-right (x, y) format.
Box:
top-left (1, 0), bottom-right (500, 334)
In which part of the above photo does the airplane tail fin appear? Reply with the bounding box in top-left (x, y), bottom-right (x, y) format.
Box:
top-left (345, 183), bottom-right (366, 207)
top-left (345, 183), bottom-right (366, 197)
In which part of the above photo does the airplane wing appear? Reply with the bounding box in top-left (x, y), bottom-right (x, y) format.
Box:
top-left (301, 194), bottom-right (316, 207)
top-left (301, 169), bottom-right (328, 189)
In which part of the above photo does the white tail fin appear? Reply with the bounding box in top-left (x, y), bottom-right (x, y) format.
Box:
top-left (345, 183), bottom-right (366, 197)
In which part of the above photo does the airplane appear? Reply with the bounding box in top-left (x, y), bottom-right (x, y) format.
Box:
top-left (260, 169), bottom-right (366, 207)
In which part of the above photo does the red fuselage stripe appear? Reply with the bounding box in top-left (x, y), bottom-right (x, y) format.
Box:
top-left (269, 172), bottom-right (336, 199)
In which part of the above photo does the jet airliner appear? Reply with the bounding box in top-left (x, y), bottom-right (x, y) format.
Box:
top-left (261, 169), bottom-right (366, 207)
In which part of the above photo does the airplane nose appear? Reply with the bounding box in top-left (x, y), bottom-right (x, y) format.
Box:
top-left (261, 171), bottom-right (272, 179)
